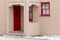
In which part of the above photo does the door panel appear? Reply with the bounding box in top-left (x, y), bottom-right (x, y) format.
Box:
top-left (13, 5), bottom-right (21, 31)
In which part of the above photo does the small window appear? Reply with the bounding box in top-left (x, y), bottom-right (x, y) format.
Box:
top-left (29, 5), bottom-right (33, 22)
top-left (41, 2), bottom-right (50, 16)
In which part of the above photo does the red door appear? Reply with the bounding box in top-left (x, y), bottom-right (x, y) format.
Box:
top-left (13, 5), bottom-right (21, 31)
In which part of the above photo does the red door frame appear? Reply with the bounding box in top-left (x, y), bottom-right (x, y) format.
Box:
top-left (13, 5), bottom-right (21, 31)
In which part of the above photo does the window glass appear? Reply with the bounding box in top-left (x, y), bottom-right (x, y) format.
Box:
top-left (42, 4), bottom-right (46, 9)
top-left (45, 9), bottom-right (49, 14)
top-left (45, 4), bottom-right (49, 9)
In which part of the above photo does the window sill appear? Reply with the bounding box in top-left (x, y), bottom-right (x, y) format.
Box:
top-left (40, 15), bottom-right (50, 17)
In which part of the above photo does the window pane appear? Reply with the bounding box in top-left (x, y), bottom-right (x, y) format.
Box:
top-left (45, 9), bottom-right (49, 14)
top-left (29, 7), bottom-right (32, 11)
top-left (43, 9), bottom-right (49, 14)
top-left (29, 13), bottom-right (33, 19)
top-left (45, 4), bottom-right (49, 9)
top-left (42, 4), bottom-right (45, 9)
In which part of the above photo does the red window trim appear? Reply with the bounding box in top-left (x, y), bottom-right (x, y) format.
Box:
top-left (41, 2), bottom-right (50, 16)
top-left (29, 5), bottom-right (33, 22)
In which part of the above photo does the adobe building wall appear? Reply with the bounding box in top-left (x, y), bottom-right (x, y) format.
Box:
top-left (0, 0), bottom-right (60, 36)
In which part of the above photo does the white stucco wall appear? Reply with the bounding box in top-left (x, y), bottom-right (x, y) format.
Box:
top-left (1, 0), bottom-right (60, 36)
top-left (0, 0), bottom-right (7, 34)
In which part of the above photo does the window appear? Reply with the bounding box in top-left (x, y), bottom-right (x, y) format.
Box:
top-left (29, 5), bottom-right (33, 22)
top-left (41, 2), bottom-right (50, 16)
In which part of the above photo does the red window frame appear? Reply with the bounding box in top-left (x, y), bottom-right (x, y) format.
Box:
top-left (41, 2), bottom-right (50, 16)
top-left (29, 5), bottom-right (33, 22)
